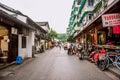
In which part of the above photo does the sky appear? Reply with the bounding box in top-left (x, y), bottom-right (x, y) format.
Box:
top-left (0, 0), bottom-right (73, 33)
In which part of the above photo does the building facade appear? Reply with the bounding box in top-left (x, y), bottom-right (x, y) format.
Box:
top-left (36, 22), bottom-right (50, 50)
top-left (0, 4), bottom-right (36, 63)
top-left (0, 3), bottom-right (48, 63)
top-left (67, 0), bottom-right (120, 49)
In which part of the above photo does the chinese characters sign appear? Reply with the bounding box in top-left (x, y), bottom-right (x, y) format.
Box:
top-left (102, 13), bottom-right (120, 27)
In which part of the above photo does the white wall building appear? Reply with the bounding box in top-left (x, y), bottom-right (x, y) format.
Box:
top-left (0, 3), bottom-right (36, 59)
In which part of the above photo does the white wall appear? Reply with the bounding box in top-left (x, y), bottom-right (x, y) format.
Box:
top-left (27, 30), bottom-right (33, 57)
top-left (31, 31), bottom-right (35, 46)
top-left (18, 35), bottom-right (26, 59)
top-left (18, 30), bottom-right (35, 59)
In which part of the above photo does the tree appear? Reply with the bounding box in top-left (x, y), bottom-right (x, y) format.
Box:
top-left (50, 28), bottom-right (58, 40)
top-left (57, 33), bottom-right (67, 43)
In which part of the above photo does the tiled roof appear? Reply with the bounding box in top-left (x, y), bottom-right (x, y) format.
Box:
top-left (36, 22), bottom-right (50, 29)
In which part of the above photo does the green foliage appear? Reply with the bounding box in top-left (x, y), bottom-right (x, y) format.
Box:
top-left (67, 35), bottom-right (73, 42)
top-left (57, 33), bottom-right (67, 42)
top-left (50, 28), bottom-right (58, 40)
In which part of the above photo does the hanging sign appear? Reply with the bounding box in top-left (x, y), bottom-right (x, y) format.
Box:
top-left (11, 27), bottom-right (18, 35)
top-left (102, 13), bottom-right (120, 27)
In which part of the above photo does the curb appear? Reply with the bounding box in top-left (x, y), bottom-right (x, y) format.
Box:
top-left (0, 58), bottom-right (34, 70)
top-left (0, 62), bottom-right (15, 70)
top-left (108, 67), bottom-right (120, 79)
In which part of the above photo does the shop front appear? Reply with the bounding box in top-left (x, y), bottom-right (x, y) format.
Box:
top-left (0, 21), bottom-right (18, 63)
top-left (0, 25), bottom-right (9, 63)
top-left (0, 11), bottom-right (32, 63)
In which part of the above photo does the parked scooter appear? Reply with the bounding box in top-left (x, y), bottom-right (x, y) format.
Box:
top-left (88, 46), bottom-right (107, 70)
top-left (87, 45), bottom-right (94, 56)
top-left (88, 46), bottom-right (98, 62)
top-left (89, 50), bottom-right (98, 62)
top-left (94, 48), bottom-right (107, 70)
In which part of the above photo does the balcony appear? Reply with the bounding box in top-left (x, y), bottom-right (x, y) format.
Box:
top-left (94, 0), bottom-right (101, 7)
top-left (75, 3), bottom-right (80, 8)
top-left (73, 32), bottom-right (78, 37)
top-left (85, 6), bottom-right (94, 12)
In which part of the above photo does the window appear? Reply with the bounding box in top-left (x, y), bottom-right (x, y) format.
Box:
top-left (88, 0), bottom-right (94, 6)
top-left (22, 36), bottom-right (26, 48)
top-left (88, 14), bottom-right (93, 20)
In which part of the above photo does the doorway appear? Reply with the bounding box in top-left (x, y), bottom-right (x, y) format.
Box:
top-left (8, 34), bottom-right (18, 63)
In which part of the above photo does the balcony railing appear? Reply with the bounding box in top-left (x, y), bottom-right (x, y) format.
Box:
top-left (94, 0), bottom-right (101, 7)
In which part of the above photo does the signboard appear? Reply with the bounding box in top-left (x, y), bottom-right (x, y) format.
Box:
top-left (102, 13), bottom-right (120, 27)
top-left (11, 27), bottom-right (18, 35)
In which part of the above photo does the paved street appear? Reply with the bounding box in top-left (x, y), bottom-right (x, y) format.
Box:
top-left (0, 47), bottom-right (118, 80)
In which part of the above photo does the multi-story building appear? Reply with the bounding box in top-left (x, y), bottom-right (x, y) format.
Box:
top-left (67, 0), bottom-right (120, 49)
top-left (67, 0), bottom-right (81, 41)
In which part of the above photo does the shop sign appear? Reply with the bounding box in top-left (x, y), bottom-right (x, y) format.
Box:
top-left (102, 13), bottom-right (120, 27)
top-left (11, 27), bottom-right (18, 35)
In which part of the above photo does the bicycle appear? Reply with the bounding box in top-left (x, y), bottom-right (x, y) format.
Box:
top-left (102, 50), bottom-right (120, 70)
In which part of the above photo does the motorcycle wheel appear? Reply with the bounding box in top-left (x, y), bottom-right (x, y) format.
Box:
top-left (98, 60), bottom-right (107, 71)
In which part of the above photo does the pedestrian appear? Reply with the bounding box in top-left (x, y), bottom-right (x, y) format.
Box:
top-left (77, 43), bottom-right (83, 59)
top-left (59, 44), bottom-right (62, 50)
top-left (67, 43), bottom-right (71, 55)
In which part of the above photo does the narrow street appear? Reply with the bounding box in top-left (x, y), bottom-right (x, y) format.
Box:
top-left (0, 47), bottom-right (118, 80)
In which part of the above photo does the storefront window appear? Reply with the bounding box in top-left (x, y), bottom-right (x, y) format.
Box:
top-left (88, 13), bottom-right (93, 20)
top-left (88, 0), bottom-right (94, 6)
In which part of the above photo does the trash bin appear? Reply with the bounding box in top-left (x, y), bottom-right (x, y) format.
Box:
top-left (16, 56), bottom-right (22, 64)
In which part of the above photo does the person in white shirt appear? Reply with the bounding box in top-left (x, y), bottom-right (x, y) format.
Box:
top-left (67, 43), bottom-right (71, 55)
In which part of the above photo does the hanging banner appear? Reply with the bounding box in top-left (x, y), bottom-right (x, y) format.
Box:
top-left (102, 13), bottom-right (120, 27)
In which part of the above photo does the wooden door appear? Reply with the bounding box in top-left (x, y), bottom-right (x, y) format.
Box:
top-left (8, 34), bottom-right (18, 63)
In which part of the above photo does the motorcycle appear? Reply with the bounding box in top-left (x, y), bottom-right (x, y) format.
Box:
top-left (94, 49), bottom-right (107, 71)
top-left (88, 46), bottom-right (98, 62)
top-left (89, 50), bottom-right (98, 62)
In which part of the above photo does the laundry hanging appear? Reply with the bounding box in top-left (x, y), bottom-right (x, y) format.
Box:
top-left (113, 26), bottom-right (120, 34)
